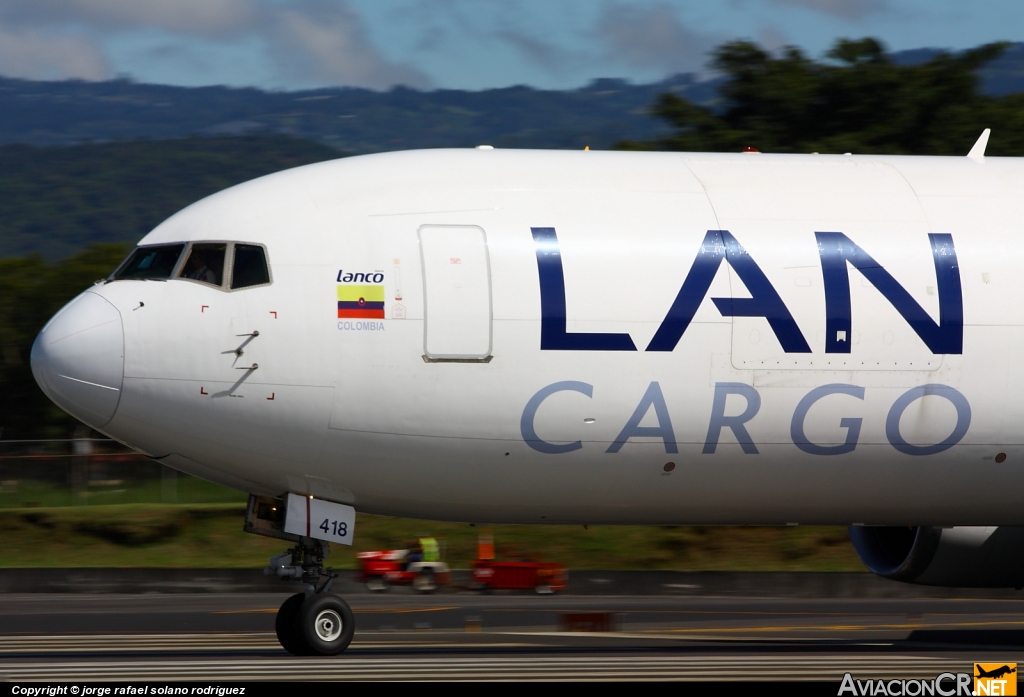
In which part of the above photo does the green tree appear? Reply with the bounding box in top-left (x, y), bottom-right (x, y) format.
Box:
top-left (622, 38), bottom-right (1024, 156)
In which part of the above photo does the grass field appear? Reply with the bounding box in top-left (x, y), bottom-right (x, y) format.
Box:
top-left (0, 503), bottom-right (866, 571)
top-left (0, 476), bottom-right (246, 508)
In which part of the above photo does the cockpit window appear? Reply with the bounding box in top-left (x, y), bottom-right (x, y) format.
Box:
top-left (178, 243), bottom-right (226, 286)
top-left (231, 244), bottom-right (270, 289)
top-left (113, 244), bottom-right (185, 280)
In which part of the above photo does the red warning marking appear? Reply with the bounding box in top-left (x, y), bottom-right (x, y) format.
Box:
top-left (201, 305), bottom-right (209, 313)
top-left (200, 387), bottom-right (208, 395)
top-left (270, 311), bottom-right (278, 318)
top-left (267, 393), bottom-right (275, 401)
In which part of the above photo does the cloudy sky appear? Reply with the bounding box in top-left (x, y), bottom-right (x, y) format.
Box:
top-left (0, 0), bottom-right (1020, 91)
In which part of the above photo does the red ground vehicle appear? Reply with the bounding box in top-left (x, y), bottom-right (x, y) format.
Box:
top-left (356, 549), bottom-right (451, 593)
top-left (472, 560), bottom-right (568, 594)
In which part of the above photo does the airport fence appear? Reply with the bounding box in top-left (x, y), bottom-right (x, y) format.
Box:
top-left (0, 439), bottom-right (244, 508)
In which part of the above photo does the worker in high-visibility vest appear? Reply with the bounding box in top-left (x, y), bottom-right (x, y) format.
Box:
top-left (420, 536), bottom-right (440, 562)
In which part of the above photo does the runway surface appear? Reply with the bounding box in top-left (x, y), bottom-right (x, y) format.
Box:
top-left (1, 593), bottom-right (1023, 681)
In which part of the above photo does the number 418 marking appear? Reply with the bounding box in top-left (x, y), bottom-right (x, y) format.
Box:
top-left (320, 519), bottom-right (348, 537)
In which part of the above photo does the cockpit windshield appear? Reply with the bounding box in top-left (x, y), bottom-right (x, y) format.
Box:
top-left (178, 243), bottom-right (226, 286)
top-left (231, 244), bottom-right (270, 289)
top-left (110, 241), bottom-right (270, 290)
top-left (113, 244), bottom-right (185, 280)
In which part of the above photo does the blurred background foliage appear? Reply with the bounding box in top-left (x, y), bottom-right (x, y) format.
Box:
top-left (0, 505), bottom-right (863, 571)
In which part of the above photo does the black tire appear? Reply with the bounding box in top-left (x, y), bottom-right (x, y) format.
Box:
top-left (298, 594), bottom-right (355, 656)
top-left (276, 592), bottom-right (310, 656)
top-left (413, 569), bottom-right (437, 594)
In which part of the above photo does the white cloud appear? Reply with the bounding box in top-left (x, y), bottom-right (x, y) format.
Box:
top-left (0, 26), bottom-right (110, 80)
top-left (0, 0), bottom-right (259, 35)
top-left (760, 0), bottom-right (888, 20)
top-left (755, 24), bottom-right (791, 54)
top-left (494, 28), bottom-right (581, 75)
top-left (269, 1), bottom-right (430, 88)
top-left (595, 2), bottom-right (721, 74)
top-left (0, 0), bottom-right (428, 88)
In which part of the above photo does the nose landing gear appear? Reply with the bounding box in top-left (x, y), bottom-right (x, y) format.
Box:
top-left (264, 538), bottom-right (354, 656)
top-left (246, 494), bottom-right (356, 656)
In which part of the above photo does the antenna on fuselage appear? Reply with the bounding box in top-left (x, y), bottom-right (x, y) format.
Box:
top-left (967, 128), bottom-right (991, 162)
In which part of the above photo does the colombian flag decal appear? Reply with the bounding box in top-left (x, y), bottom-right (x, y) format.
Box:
top-left (337, 284), bottom-right (385, 319)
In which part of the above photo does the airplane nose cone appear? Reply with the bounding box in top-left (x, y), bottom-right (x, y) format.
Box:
top-left (31, 291), bottom-right (124, 429)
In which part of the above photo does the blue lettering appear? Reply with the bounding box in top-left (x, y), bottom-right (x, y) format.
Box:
top-left (531, 227), bottom-right (637, 351)
top-left (816, 232), bottom-right (962, 354)
top-left (521, 381), bottom-right (593, 454)
top-left (606, 382), bottom-right (677, 453)
top-left (885, 384), bottom-right (971, 455)
top-left (703, 382), bottom-right (761, 454)
top-left (790, 384), bottom-right (865, 456)
top-left (647, 231), bottom-right (810, 353)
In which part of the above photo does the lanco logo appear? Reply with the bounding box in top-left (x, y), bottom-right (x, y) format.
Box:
top-left (975, 663), bottom-right (1017, 696)
top-left (336, 268), bottom-right (385, 323)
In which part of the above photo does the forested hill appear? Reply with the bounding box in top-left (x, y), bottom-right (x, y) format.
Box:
top-left (0, 74), bottom-right (700, 153)
top-left (0, 136), bottom-right (340, 259)
top-left (0, 42), bottom-right (1021, 154)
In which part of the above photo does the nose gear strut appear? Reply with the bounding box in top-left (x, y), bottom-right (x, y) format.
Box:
top-left (265, 538), bottom-right (337, 595)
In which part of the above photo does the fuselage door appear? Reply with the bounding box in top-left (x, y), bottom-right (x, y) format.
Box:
top-left (418, 225), bottom-right (493, 361)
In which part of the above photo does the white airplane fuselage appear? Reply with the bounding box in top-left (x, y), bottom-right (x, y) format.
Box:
top-left (30, 148), bottom-right (1024, 526)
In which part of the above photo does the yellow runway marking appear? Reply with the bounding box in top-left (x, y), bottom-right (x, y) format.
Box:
top-left (485, 608), bottom-right (1015, 616)
top-left (215, 606), bottom-right (458, 615)
top-left (660, 618), bottom-right (1024, 634)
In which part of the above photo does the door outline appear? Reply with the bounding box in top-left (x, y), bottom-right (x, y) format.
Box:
top-left (418, 224), bottom-right (494, 362)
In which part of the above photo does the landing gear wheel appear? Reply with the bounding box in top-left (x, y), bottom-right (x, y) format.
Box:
top-left (298, 594), bottom-right (355, 656)
top-left (413, 569), bottom-right (437, 594)
top-left (276, 592), bottom-right (310, 656)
